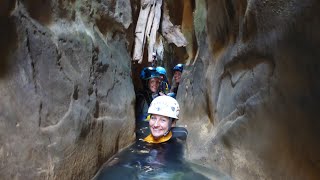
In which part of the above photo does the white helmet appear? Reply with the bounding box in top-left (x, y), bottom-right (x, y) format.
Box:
top-left (148, 96), bottom-right (180, 119)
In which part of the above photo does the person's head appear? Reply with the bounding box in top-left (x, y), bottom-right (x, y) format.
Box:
top-left (173, 64), bottom-right (183, 84)
top-left (148, 77), bottom-right (160, 93)
top-left (148, 96), bottom-right (180, 139)
top-left (140, 67), bottom-right (160, 92)
top-left (156, 66), bottom-right (167, 81)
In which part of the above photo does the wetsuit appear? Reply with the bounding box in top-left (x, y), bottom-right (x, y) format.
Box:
top-left (135, 89), bottom-right (159, 121)
top-left (94, 127), bottom-right (210, 180)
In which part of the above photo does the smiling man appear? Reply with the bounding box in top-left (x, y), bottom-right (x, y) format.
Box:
top-left (135, 67), bottom-right (161, 122)
top-left (148, 77), bottom-right (160, 94)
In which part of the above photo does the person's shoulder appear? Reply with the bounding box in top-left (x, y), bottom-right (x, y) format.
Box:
top-left (136, 88), bottom-right (145, 94)
top-left (136, 90), bottom-right (148, 106)
top-left (171, 127), bottom-right (188, 141)
top-left (167, 92), bottom-right (176, 98)
top-left (136, 89), bottom-right (147, 98)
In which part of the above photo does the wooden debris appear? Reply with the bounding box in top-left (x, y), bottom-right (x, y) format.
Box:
top-left (132, 0), bottom-right (188, 64)
top-left (132, 0), bottom-right (154, 63)
top-left (161, 2), bottom-right (188, 47)
top-left (148, 0), bottom-right (162, 62)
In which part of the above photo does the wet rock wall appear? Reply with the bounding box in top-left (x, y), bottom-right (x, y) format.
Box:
top-left (179, 0), bottom-right (320, 179)
top-left (0, 0), bottom-right (136, 179)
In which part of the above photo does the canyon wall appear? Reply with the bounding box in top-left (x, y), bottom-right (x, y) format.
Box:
top-left (179, 0), bottom-right (320, 179)
top-left (0, 0), bottom-right (136, 179)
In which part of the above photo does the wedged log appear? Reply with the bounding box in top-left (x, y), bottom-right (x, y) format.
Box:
top-left (161, 2), bottom-right (188, 47)
top-left (148, 0), bottom-right (162, 62)
top-left (145, 1), bottom-right (156, 41)
top-left (132, 0), bottom-right (154, 62)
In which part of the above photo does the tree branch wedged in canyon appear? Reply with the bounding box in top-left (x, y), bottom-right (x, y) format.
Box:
top-left (132, 0), bottom-right (187, 64)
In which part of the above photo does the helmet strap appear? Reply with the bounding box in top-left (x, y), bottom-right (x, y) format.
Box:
top-left (163, 118), bottom-right (173, 136)
top-left (163, 130), bottom-right (170, 136)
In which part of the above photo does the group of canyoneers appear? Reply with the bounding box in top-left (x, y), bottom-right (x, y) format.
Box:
top-left (135, 64), bottom-right (187, 144)
top-left (95, 64), bottom-right (203, 179)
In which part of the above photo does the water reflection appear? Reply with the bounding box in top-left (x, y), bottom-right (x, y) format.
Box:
top-left (94, 121), bottom-right (230, 180)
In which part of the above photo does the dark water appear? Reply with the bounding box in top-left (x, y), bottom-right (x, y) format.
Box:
top-left (93, 121), bottom-right (230, 180)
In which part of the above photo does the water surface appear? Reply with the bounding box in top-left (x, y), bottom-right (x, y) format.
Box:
top-left (94, 121), bottom-right (230, 180)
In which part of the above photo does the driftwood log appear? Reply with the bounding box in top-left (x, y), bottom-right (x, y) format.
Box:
top-left (132, 0), bottom-right (154, 63)
top-left (132, 0), bottom-right (187, 64)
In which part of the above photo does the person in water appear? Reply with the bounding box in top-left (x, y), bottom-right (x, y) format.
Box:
top-left (156, 66), bottom-right (170, 95)
top-left (168, 64), bottom-right (184, 98)
top-left (144, 95), bottom-right (187, 143)
top-left (94, 96), bottom-right (216, 180)
top-left (135, 67), bottom-right (161, 121)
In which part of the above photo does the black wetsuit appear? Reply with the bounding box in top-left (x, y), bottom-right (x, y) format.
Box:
top-left (135, 89), bottom-right (158, 121)
top-left (94, 128), bottom-right (209, 180)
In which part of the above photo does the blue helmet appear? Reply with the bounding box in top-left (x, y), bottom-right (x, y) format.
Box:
top-left (140, 67), bottom-right (148, 79)
top-left (156, 66), bottom-right (167, 76)
top-left (173, 64), bottom-right (184, 73)
top-left (140, 67), bottom-right (160, 80)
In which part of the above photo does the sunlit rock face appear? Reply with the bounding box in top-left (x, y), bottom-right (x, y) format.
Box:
top-left (179, 0), bottom-right (320, 179)
top-left (0, 0), bottom-right (135, 179)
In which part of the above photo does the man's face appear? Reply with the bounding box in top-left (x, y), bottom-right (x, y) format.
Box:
top-left (173, 71), bottom-right (182, 83)
top-left (148, 78), bottom-right (160, 93)
top-left (149, 114), bottom-right (171, 139)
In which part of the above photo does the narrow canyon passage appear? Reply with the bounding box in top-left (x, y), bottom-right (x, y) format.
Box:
top-left (1, 0), bottom-right (320, 179)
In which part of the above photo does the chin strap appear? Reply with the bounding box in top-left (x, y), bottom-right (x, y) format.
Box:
top-left (163, 130), bottom-right (169, 136)
top-left (162, 118), bottom-right (174, 136)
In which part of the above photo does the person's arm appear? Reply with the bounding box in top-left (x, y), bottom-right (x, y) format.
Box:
top-left (135, 94), bottom-right (148, 120)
